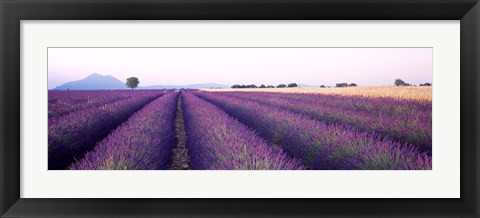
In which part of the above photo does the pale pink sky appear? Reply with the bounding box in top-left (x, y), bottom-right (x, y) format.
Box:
top-left (48, 48), bottom-right (432, 89)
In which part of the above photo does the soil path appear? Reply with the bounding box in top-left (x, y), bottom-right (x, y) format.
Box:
top-left (170, 94), bottom-right (191, 170)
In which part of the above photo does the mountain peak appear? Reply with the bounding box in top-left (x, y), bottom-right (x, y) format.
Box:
top-left (54, 73), bottom-right (127, 90)
top-left (85, 73), bottom-right (104, 78)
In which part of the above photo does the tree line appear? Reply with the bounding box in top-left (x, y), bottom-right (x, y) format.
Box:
top-left (125, 76), bottom-right (431, 90)
top-left (395, 79), bottom-right (431, 87)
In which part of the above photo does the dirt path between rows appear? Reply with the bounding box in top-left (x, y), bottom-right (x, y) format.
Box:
top-left (170, 94), bottom-right (191, 170)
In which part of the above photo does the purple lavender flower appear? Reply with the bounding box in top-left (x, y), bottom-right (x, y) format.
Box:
top-left (70, 92), bottom-right (178, 170)
top-left (48, 90), bottom-right (165, 169)
top-left (195, 91), bottom-right (431, 170)
top-left (215, 91), bottom-right (432, 153)
top-left (48, 90), bottom-right (167, 119)
top-left (182, 92), bottom-right (305, 170)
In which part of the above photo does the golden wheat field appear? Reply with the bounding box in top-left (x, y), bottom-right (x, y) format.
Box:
top-left (202, 86), bottom-right (432, 101)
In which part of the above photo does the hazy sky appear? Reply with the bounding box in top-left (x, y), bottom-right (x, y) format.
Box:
top-left (48, 48), bottom-right (432, 89)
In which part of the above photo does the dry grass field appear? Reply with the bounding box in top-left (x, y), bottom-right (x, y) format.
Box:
top-left (202, 86), bottom-right (432, 101)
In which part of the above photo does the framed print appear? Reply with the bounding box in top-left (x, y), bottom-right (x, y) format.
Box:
top-left (1, 0), bottom-right (479, 217)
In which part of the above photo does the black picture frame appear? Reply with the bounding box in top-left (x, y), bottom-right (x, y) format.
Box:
top-left (1, 0), bottom-right (479, 217)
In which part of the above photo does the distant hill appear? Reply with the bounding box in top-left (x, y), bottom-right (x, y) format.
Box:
top-left (54, 73), bottom-right (127, 90)
top-left (53, 73), bottom-right (230, 90)
top-left (139, 83), bottom-right (230, 89)
top-left (298, 84), bottom-right (320, 88)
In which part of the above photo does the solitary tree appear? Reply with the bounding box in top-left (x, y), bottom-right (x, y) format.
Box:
top-left (394, 78), bottom-right (406, 86)
top-left (126, 77), bottom-right (140, 90)
top-left (277, 84), bottom-right (287, 88)
top-left (320, 85), bottom-right (326, 88)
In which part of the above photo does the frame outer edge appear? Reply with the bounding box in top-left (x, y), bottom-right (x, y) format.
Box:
top-left (473, 2), bottom-right (479, 216)
top-left (0, 0), bottom-right (5, 216)
top-left (1, 0), bottom-right (480, 218)
top-left (0, 0), bottom-right (2, 214)
top-left (461, 1), bottom-right (480, 217)
top-left (1, 0), bottom-right (21, 217)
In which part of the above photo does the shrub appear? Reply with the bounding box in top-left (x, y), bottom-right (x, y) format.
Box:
top-left (287, 83), bottom-right (298, 88)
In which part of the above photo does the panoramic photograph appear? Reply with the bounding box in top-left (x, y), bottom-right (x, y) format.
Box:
top-left (48, 47), bottom-right (432, 170)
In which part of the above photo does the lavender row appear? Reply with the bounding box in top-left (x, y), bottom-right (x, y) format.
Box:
top-left (48, 90), bottom-right (167, 119)
top-left (182, 92), bottom-right (305, 170)
top-left (48, 90), bottom-right (157, 102)
top-left (236, 91), bottom-right (431, 115)
top-left (195, 92), bottom-right (431, 170)
top-left (48, 92), bottom-right (163, 170)
top-left (70, 92), bottom-right (179, 170)
top-left (217, 92), bottom-right (432, 152)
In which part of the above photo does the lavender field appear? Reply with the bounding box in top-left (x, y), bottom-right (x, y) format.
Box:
top-left (48, 89), bottom-right (432, 170)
